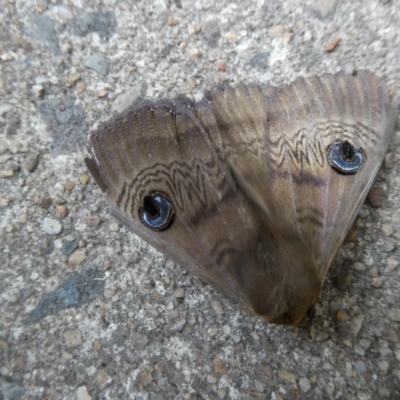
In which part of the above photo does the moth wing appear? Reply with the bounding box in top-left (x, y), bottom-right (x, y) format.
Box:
top-left (85, 101), bottom-right (262, 305)
top-left (206, 71), bottom-right (397, 323)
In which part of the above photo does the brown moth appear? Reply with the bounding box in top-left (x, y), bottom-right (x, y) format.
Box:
top-left (85, 71), bottom-right (397, 326)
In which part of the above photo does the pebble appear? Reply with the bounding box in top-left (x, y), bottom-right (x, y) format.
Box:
top-left (381, 223), bottom-right (393, 236)
top-left (213, 356), bottom-right (228, 375)
top-left (76, 80), bottom-right (87, 94)
top-left (84, 54), bottom-right (110, 76)
top-left (33, 15), bottom-right (61, 55)
top-left (170, 319), bottom-right (186, 332)
top-left (207, 374), bottom-right (217, 384)
top-left (254, 380), bottom-right (264, 393)
top-left (76, 386), bottom-right (92, 400)
top-left (32, 84), bottom-right (44, 97)
top-left (211, 301), bottom-right (224, 315)
top-left (0, 154), bottom-right (12, 164)
top-left (367, 186), bottom-right (385, 208)
top-left (109, 223), bottom-right (120, 232)
top-left (336, 310), bottom-right (350, 322)
top-left (350, 314), bottom-right (364, 336)
top-left (111, 84), bottom-right (145, 113)
top-left (65, 180), bottom-right (75, 191)
top-left (63, 240), bottom-right (79, 256)
top-left (174, 288), bottom-right (185, 298)
top-left (278, 369), bottom-right (297, 384)
top-left (69, 248), bottom-right (86, 266)
top-left (0, 169), bottom-right (14, 178)
top-left (325, 37), bottom-right (341, 52)
top-left (353, 360), bottom-right (367, 375)
top-left (310, 0), bottom-right (338, 19)
top-left (299, 377), bottom-right (311, 393)
top-left (98, 90), bottom-right (109, 98)
top-left (42, 217), bottom-right (62, 235)
top-left (80, 174), bottom-right (90, 184)
top-left (56, 205), bottom-right (68, 217)
top-left (63, 329), bottom-right (83, 348)
top-left (24, 152), bottom-right (40, 172)
top-left (387, 257), bottom-right (398, 270)
top-left (387, 308), bottom-right (400, 322)
top-left (223, 325), bottom-right (231, 335)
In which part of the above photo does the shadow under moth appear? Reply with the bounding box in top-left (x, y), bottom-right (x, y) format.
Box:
top-left (85, 70), bottom-right (397, 326)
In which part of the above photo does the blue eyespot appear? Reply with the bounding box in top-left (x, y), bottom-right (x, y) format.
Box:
top-left (140, 192), bottom-right (175, 231)
top-left (328, 141), bottom-right (365, 174)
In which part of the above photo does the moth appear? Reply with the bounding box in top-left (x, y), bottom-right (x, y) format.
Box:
top-left (85, 71), bottom-right (397, 326)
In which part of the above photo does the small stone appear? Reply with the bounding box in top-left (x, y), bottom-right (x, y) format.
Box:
top-left (32, 84), bottom-right (44, 97)
top-left (109, 222), bottom-right (120, 232)
top-left (336, 310), bottom-right (350, 322)
top-left (0, 52), bottom-right (13, 61)
top-left (84, 215), bottom-right (100, 227)
top-left (0, 169), bottom-right (14, 178)
top-left (345, 230), bottom-right (357, 242)
top-left (65, 180), bottom-right (75, 190)
top-left (69, 249), bottom-right (86, 266)
top-left (282, 31), bottom-right (293, 44)
top-left (211, 300), bottom-right (223, 315)
top-left (174, 288), bottom-right (185, 298)
top-left (350, 314), bottom-right (364, 336)
top-left (353, 360), bottom-right (367, 375)
top-left (310, 0), bottom-right (338, 19)
top-left (63, 240), bottom-right (79, 256)
top-left (76, 385), bottom-right (92, 400)
top-left (189, 48), bottom-right (202, 58)
top-left (378, 360), bottom-right (389, 374)
top-left (254, 380), bottom-right (264, 393)
top-left (37, 197), bottom-right (52, 209)
top-left (84, 54), bottom-right (110, 76)
top-left (343, 339), bottom-right (352, 347)
top-left (371, 277), bottom-right (383, 287)
top-left (80, 174), bottom-right (90, 184)
top-left (56, 205), bottom-right (68, 217)
top-left (98, 90), bottom-right (109, 98)
top-left (111, 84), bottom-right (144, 114)
top-left (0, 154), bottom-right (12, 164)
top-left (0, 197), bottom-right (9, 207)
top-left (42, 217), bottom-right (62, 235)
top-left (170, 319), bottom-right (186, 332)
top-left (303, 30), bottom-right (312, 41)
top-left (278, 369), bottom-right (297, 384)
top-left (64, 73), bottom-right (81, 87)
top-left (167, 15), bottom-right (179, 26)
top-left (232, 335), bottom-right (241, 343)
top-left (387, 257), bottom-right (398, 270)
top-left (24, 152), bottom-right (40, 172)
top-left (299, 377), bottom-right (311, 393)
top-left (76, 80), bottom-right (87, 94)
top-left (188, 24), bottom-right (196, 35)
top-left (30, 271), bottom-right (39, 280)
top-left (223, 325), bottom-right (231, 335)
top-left (226, 32), bottom-right (238, 41)
top-left (207, 374), bottom-right (217, 384)
top-left (354, 345), bottom-right (365, 356)
top-left (387, 308), bottom-right (400, 322)
top-left (381, 223), bottom-right (393, 236)
top-left (367, 186), bottom-right (386, 208)
top-left (218, 62), bottom-right (227, 72)
top-left (213, 356), bottom-right (228, 375)
top-left (326, 37), bottom-right (341, 52)
top-left (63, 329), bottom-right (83, 348)
top-left (379, 346), bottom-right (392, 357)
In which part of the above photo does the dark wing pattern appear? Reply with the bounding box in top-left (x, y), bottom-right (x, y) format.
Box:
top-left (86, 71), bottom-right (397, 325)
